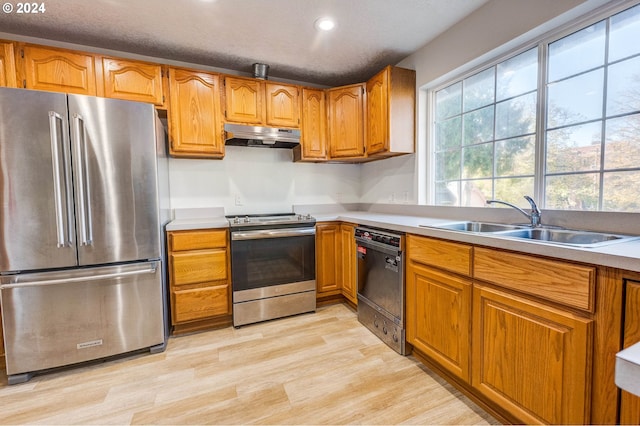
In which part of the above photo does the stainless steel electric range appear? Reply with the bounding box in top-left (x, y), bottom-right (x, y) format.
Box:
top-left (227, 213), bottom-right (316, 327)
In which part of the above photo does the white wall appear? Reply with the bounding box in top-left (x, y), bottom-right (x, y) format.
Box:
top-left (360, 0), bottom-right (610, 205)
top-left (169, 146), bottom-right (361, 215)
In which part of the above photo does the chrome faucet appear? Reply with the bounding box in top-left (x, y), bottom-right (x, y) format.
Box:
top-left (486, 195), bottom-right (542, 227)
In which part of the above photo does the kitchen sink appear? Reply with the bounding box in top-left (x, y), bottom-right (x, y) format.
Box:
top-left (421, 221), bottom-right (528, 233)
top-left (498, 228), bottom-right (639, 247)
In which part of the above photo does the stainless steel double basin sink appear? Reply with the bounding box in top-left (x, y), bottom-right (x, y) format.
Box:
top-left (421, 221), bottom-right (639, 248)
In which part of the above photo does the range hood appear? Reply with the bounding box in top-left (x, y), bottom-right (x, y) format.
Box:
top-left (224, 123), bottom-right (301, 148)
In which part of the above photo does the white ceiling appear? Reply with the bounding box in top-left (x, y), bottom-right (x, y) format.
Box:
top-left (0, 0), bottom-right (489, 86)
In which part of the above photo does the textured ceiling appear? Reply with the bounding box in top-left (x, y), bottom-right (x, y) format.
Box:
top-left (0, 0), bottom-right (489, 86)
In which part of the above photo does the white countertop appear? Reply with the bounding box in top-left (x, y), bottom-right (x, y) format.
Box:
top-left (616, 342), bottom-right (640, 397)
top-left (165, 210), bottom-right (640, 272)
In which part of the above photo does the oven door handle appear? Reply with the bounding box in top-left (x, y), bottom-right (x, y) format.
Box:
top-left (231, 228), bottom-right (316, 240)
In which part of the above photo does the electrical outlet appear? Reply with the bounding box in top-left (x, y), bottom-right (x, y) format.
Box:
top-left (390, 192), bottom-right (396, 203)
top-left (234, 194), bottom-right (242, 206)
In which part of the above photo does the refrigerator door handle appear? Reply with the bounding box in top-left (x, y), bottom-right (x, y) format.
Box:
top-left (0, 263), bottom-right (158, 289)
top-left (48, 111), bottom-right (67, 247)
top-left (72, 113), bottom-right (93, 246)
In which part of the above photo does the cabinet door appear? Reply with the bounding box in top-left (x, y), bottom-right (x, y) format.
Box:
top-left (406, 261), bottom-right (471, 381)
top-left (265, 82), bottom-right (299, 128)
top-left (173, 284), bottom-right (231, 323)
top-left (299, 88), bottom-right (327, 160)
top-left (101, 57), bottom-right (164, 106)
top-left (170, 249), bottom-right (228, 286)
top-left (21, 45), bottom-right (96, 95)
top-left (340, 224), bottom-right (357, 304)
top-left (621, 280), bottom-right (640, 425)
top-left (316, 223), bottom-right (341, 296)
top-left (327, 84), bottom-right (364, 158)
top-left (224, 76), bottom-right (264, 124)
top-left (0, 42), bottom-right (17, 87)
top-left (168, 68), bottom-right (223, 158)
top-left (366, 67), bottom-right (389, 155)
top-left (0, 303), bottom-right (4, 369)
top-left (472, 284), bottom-right (593, 425)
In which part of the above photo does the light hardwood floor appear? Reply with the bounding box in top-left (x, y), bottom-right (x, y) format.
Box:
top-left (0, 304), bottom-right (498, 425)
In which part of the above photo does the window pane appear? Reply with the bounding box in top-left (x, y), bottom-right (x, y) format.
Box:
top-left (545, 173), bottom-right (599, 210)
top-left (463, 106), bottom-right (494, 145)
top-left (604, 114), bottom-right (640, 170)
top-left (435, 181), bottom-right (460, 206)
top-left (436, 116), bottom-right (462, 151)
top-left (547, 69), bottom-right (604, 128)
top-left (495, 177), bottom-right (535, 206)
top-left (497, 48), bottom-right (538, 101)
top-left (436, 82), bottom-right (462, 120)
top-left (603, 171), bottom-right (640, 211)
top-left (461, 180), bottom-right (491, 207)
top-left (546, 122), bottom-right (602, 173)
top-left (609, 4), bottom-right (640, 62)
top-left (548, 20), bottom-right (606, 82)
top-left (435, 151), bottom-right (461, 181)
top-left (463, 68), bottom-right (495, 112)
top-left (462, 143), bottom-right (493, 179)
top-left (606, 55), bottom-right (640, 117)
top-left (495, 92), bottom-right (537, 139)
top-left (496, 135), bottom-right (535, 177)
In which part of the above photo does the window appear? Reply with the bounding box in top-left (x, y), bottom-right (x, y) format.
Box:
top-left (432, 2), bottom-right (640, 212)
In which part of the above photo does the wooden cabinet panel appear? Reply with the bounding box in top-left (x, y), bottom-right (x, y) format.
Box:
top-left (406, 261), bottom-right (471, 381)
top-left (474, 247), bottom-right (596, 312)
top-left (170, 249), bottom-right (227, 286)
top-left (224, 76), bottom-right (264, 124)
top-left (168, 68), bottom-right (223, 158)
top-left (472, 284), bottom-right (593, 424)
top-left (101, 57), bottom-right (164, 106)
top-left (316, 223), bottom-right (341, 296)
top-left (265, 82), bottom-right (299, 128)
top-left (0, 41), bottom-right (17, 87)
top-left (296, 88), bottom-right (327, 161)
top-left (366, 67), bottom-right (388, 155)
top-left (173, 284), bottom-right (230, 322)
top-left (327, 83), bottom-right (364, 158)
top-left (621, 279), bottom-right (640, 425)
top-left (406, 234), bottom-right (472, 276)
top-left (0, 303), bottom-right (4, 369)
top-left (21, 45), bottom-right (96, 95)
top-left (169, 229), bottom-right (227, 251)
top-left (340, 224), bottom-right (357, 305)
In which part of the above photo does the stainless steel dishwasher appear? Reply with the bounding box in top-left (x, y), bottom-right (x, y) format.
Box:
top-left (355, 227), bottom-right (406, 355)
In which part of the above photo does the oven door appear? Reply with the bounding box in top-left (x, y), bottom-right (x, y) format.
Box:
top-left (230, 228), bottom-right (316, 292)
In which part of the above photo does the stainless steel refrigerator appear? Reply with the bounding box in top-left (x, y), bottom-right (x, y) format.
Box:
top-left (0, 87), bottom-right (170, 384)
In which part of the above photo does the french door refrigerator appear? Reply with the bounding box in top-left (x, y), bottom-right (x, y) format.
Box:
top-left (0, 87), bottom-right (170, 384)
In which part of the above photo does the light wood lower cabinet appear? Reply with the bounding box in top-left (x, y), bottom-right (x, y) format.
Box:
top-left (316, 223), bottom-right (341, 297)
top-left (406, 260), bottom-right (471, 382)
top-left (0, 304), bottom-right (4, 369)
top-left (167, 229), bottom-right (231, 333)
top-left (620, 279), bottom-right (640, 425)
top-left (339, 224), bottom-right (357, 305)
top-left (472, 284), bottom-right (593, 425)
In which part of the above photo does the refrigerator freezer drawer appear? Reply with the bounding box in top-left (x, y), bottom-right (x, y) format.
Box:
top-left (0, 261), bottom-right (165, 377)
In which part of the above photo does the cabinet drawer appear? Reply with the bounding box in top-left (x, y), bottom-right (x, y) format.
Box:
top-left (173, 284), bottom-right (230, 322)
top-left (474, 247), bottom-right (596, 312)
top-left (170, 249), bottom-right (227, 286)
top-left (169, 229), bottom-right (227, 251)
top-left (407, 234), bottom-right (472, 276)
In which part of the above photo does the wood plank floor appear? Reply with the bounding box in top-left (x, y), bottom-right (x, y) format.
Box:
top-left (0, 304), bottom-right (499, 425)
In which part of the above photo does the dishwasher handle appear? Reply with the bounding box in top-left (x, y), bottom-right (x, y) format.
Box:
top-left (355, 237), bottom-right (402, 257)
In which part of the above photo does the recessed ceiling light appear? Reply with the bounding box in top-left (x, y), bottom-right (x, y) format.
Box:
top-left (315, 17), bottom-right (336, 31)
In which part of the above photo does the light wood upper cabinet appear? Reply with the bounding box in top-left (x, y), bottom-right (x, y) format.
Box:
top-left (20, 44), bottom-right (97, 95)
top-left (339, 223), bottom-right (357, 305)
top-left (223, 75), bottom-right (264, 125)
top-left (316, 223), bottom-right (341, 297)
top-left (327, 83), bottom-right (365, 158)
top-left (406, 258), bottom-right (471, 382)
top-left (168, 67), bottom-right (224, 158)
top-left (295, 88), bottom-right (327, 161)
top-left (472, 284), bottom-right (593, 425)
top-left (365, 66), bottom-right (415, 157)
top-left (100, 57), bottom-right (165, 106)
top-left (620, 279), bottom-right (640, 425)
top-left (0, 41), bottom-right (17, 88)
top-left (265, 82), bottom-right (299, 128)
top-left (167, 229), bottom-right (231, 333)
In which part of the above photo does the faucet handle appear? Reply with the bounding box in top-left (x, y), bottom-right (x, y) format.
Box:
top-left (523, 196), bottom-right (541, 226)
